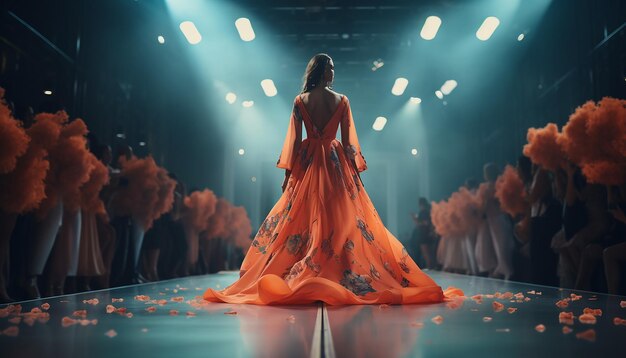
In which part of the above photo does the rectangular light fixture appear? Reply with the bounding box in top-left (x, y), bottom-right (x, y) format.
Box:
top-left (420, 16), bottom-right (442, 40)
top-left (372, 116), bottom-right (387, 131)
top-left (440, 80), bottom-right (458, 95)
top-left (235, 18), bottom-right (255, 42)
top-left (260, 79), bottom-right (277, 97)
top-left (391, 78), bottom-right (409, 96)
top-left (476, 17), bottom-right (500, 41)
top-left (179, 21), bottom-right (202, 44)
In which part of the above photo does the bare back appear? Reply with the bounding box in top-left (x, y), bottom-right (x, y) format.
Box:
top-left (300, 89), bottom-right (343, 131)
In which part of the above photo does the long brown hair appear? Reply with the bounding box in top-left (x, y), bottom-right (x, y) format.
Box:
top-left (301, 53), bottom-right (331, 93)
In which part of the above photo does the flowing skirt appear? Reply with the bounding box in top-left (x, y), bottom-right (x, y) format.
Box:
top-left (204, 138), bottom-right (462, 305)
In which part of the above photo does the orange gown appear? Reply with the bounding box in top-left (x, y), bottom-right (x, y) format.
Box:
top-left (204, 95), bottom-right (462, 305)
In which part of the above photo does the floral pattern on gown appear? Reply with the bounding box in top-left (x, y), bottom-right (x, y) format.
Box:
top-left (204, 95), bottom-right (462, 305)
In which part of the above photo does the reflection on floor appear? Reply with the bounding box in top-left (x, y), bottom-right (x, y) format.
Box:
top-left (0, 271), bottom-right (624, 357)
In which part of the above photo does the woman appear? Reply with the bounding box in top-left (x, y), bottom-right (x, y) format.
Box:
top-left (204, 54), bottom-right (461, 305)
top-left (480, 163), bottom-right (515, 280)
top-left (410, 197), bottom-right (435, 269)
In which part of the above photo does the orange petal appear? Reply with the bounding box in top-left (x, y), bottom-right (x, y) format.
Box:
top-left (145, 306), bottom-right (157, 313)
top-left (613, 317), bottom-right (626, 326)
top-left (578, 313), bottom-right (597, 324)
top-left (535, 324), bottom-right (546, 333)
top-left (41, 303), bottom-right (50, 311)
top-left (507, 308), bottom-right (517, 314)
top-left (23, 317), bottom-right (36, 326)
top-left (620, 300), bottom-right (626, 308)
top-left (559, 312), bottom-right (575, 325)
top-left (575, 329), bottom-right (596, 342)
top-left (483, 317), bottom-right (493, 322)
top-left (583, 308), bottom-right (602, 316)
top-left (562, 326), bottom-right (573, 334)
top-left (72, 310), bottom-right (88, 318)
top-left (2, 326), bottom-right (19, 337)
top-left (431, 315), bottom-right (444, 325)
top-left (78, 319), bottom-right (91, 326)
top-left (446, 300), bottom-right (463, 310)
top-left (105, 329), bottom-right (117, 338)
top-left (224, 310), bottom-right (238, 315)
top-left (106, 305), bottom-right (116, 314)
top-left (555, 299), bottom-right (569, 309)
top-left (112, 298), bottom-right (124, 303)
top-left (61, 316), bottom-right (78, 328)
top-left (492, 301), bottom-right (504, 312)
top-left (169, 310), bottom-right (179, 316)
top-left (171, 296), bottom-right (185, 302)
top-left (410, 322), bottom-right (424, 328)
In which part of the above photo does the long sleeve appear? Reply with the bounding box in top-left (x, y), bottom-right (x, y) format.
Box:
top-left (276, 98), bottom-right (303, 171)
top-left (341, 97), bottom-right (367, 172)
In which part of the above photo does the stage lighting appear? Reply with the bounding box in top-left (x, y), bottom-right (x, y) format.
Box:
top-left (409, 97), bottom-right (422, 104)
top-left (238, 148), bottom-right (245, 155)
top-left (242, 100), bottom-right (254, 108)
top-left (251, 176), bottom-right (257, 182)
top-left (372, 117), bottom-right (387, 131)
top-left (43, 90), bottom-right (52, 95)
top-left (157, 35), bottom-right (165, 44)
top-left (179, 21), bottom-right (202, 44)
top-left (440, 80), bottom-right (457, 95)
top-left (420, 16), bottom-right (441, 40)
top-left (517, 33), bottom-right (525, 41)
top-left (260, 79), bottom-right (278, 97)
top-left (435, 90), bottom-right (443, 99)
top-left (139, 141), bottom-right (146, 147)
top-left (225, 92), bottom-right (237, 104)
top-left (235, 18), bottom-right (255, 42)
top-left (411, 148), bottom-right (419, 156)
top-left (116, 133), bottom-right (126, 139)
top-left (391, 78), bottom-right (409, 96)
top-left (476, 16), bottom-right (500, 41)
top-left (372, 59), bottom-right (384, 71)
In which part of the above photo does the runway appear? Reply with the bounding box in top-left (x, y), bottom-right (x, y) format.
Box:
top-left (1, 271), bottom-right (624, 357)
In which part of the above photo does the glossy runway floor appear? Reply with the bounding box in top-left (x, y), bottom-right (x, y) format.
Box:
top-left (1, 271), bottom-right (625, 358)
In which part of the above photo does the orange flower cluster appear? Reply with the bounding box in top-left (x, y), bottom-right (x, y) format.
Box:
top-left (0, 88), bottom-right (29, 174)
top-left (113, 156), bottom-right (176, 230)
top-left (431, 187), bottom-right (482, 238)
top-left (495, 165), bottom-right (528, 217)
top-left (523, 97), bottom-right (626, 185)
top-left (523, 123), bottom-right (567, 171)
top-left (183, 189), bottom-right (218, 232)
